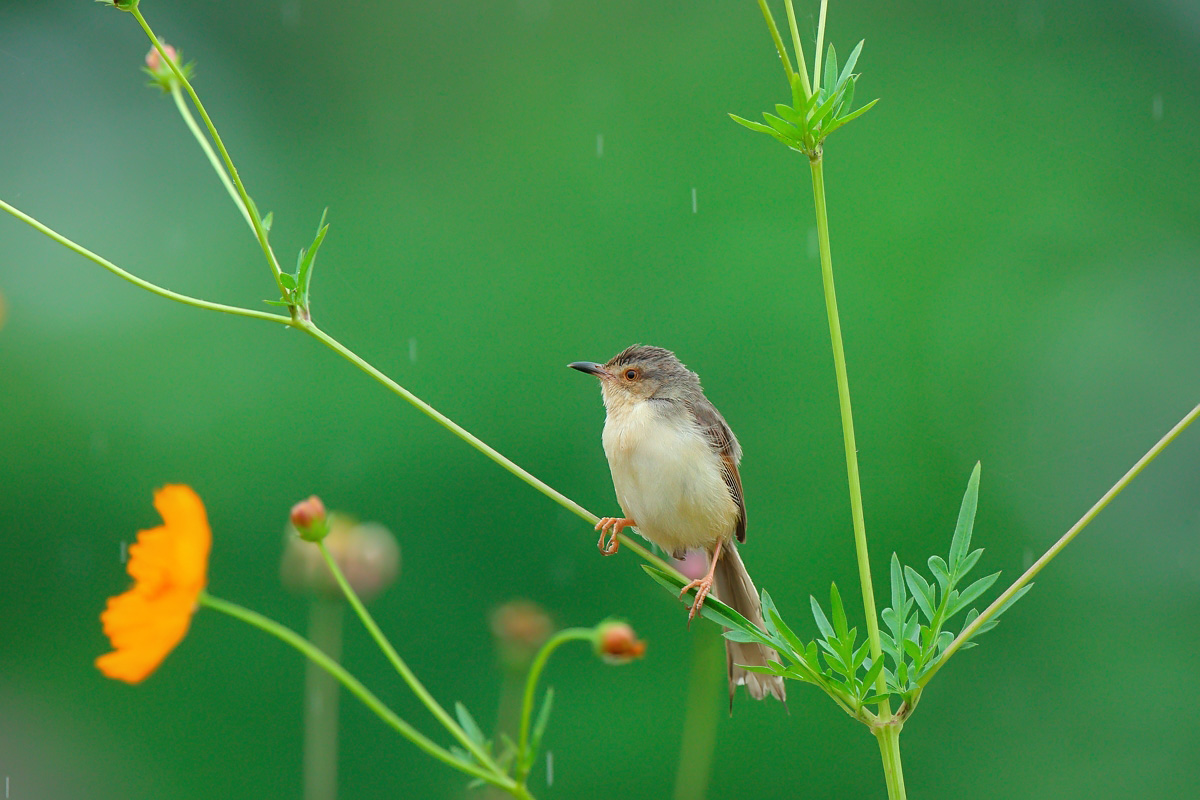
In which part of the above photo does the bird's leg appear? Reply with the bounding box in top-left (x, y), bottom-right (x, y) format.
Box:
top-left (679, 544), bottom-right (723, 624)
top-left (594, 517), bottom-right (635, 556)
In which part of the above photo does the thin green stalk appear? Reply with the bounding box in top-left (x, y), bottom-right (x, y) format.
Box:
top-left (875, 726), bottom-right (907, 800)
top-left (671, 627), bottom-right (723, 800)
top-left (0, 199), bottom-right (289, 326)
top-left (812, 0), bottom-right (829, 90)
top-left (758, 0), bottom-right (796, 84)
top-left (130, 7), bottom-right (286, 292)
top-left (298, 320), bottom-right (679, 576)
top-left (919, 398), bottom-right (1200, 688)
top-left (304, 598), bottom-right (343, 800)
top-left (197, 591), bottom-right (514, 791)
top-left (3, 193), bottom-right (678, 576)
top-left (516, 627), bottom-right (594, 780)
top-left (314, 541), bottom-right (503, 776)
top-left (169, 85), bottom-right (254, 233)
top-left (782, 0), bottom-right (813, 98)
top-left (808, 158), bottom-right (887, 705)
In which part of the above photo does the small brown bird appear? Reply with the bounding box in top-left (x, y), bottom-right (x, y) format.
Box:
top-left (570, 345), bottom-right (785, 702)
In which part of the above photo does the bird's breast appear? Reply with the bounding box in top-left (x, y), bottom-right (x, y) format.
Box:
top-left (601, 400), bottom-right (738, 553)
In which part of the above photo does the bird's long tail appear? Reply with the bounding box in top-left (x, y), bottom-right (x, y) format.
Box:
top-left (714, 539), bottom-right (787, 704)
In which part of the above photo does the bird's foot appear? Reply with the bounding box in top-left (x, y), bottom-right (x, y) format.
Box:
top-left (679, 575), bottom-right (714, 625)
top-left (594, 517), bottom-right (635, 556)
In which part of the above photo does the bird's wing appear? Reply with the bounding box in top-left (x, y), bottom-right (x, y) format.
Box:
top-left (683, 398), bottom-right (747, 543)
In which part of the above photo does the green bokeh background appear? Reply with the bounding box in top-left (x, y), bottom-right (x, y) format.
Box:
top-left (2, 1), bottom-right (1199, 797)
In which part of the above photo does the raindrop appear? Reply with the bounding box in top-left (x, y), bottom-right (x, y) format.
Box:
top-left (1152, 94), bottom-right (1163, 121)
top-left (546, 751), bottom-right (554, 786)
top-left (691, 187), bottom-right (698, 214)
top-left (807, 227), bottom-right (819, 258)
top-left (120, 540), bottom-right (128, 564)
top-left (596, 133), bottom-right (604, 158)
top-left (408, 338), bottom-right (418, 363)
top-left (1022, 546), bottom-right (1033, 570)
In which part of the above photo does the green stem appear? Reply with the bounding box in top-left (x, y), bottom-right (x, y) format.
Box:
top-left (303, 598), bottom-right (343, 800)
top-left (875, 726), bottom-right (907, 800)
top-left (314, 542), bottom-right (503, 776)
top-left (516, 628), bottom-right (594, 780)
top-left (0, 199), bottom-right (290, 326)
top-left (781, 0), bottom-right (813, 98)
top-left (298, 320), bottom-right (678, 576)
top-left (1, 203), bottom-right (681, 579)
top-left (808, 157), bottom-right (887, 706)
top-left (919, 398), bottom-right (1200, 687)
top-left (169, 84), bottom-right (254, 234)
top-left (197, 591), bottom-right (515, 791)
top-left (671, 627), bottom-right (723, 800)
top-left (130, 7), bottom-right (286, 294)
top-left (757, 0), bottom-right (795, 83)
top-left (813, 0), bottom-right (829, 90)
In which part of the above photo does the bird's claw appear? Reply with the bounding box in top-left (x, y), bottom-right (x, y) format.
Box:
top-left (594, 517), bottom-right (633, 556)
top-left (679, 576), bottom-right (714, 625)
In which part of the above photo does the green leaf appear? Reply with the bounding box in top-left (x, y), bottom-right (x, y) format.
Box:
top-left (642, 566), bottom-right (769, 643)
top-left (775, 103), bottom-right (805, 128)
top-left (729, 113), bottom-right (804, 150)
top-left (837, 40), bottom-right (865, 90)
top-left (530, 687), bottom-right (554, 760)
top-left (810, 594), bottom-right (835, 640)
top-left (949, 462), bottom-right (982, 575)
top-left (723, 629), bottom-right (761, 643)
top-left (822, 43), bottom-right (838, 97)
top-left (808, 86), bottom-right (844, 132)
top-left (263, 299), bottom-right (292, 307)
top-left (836, 76), bottom-right (856, 122)
top-left (278, 272), bottom-right (297, 291)
top-left (861, 693), bottom-right (892, 705)
top-left (262, 211), bottom-right (274, 233)
top-left (852, 639), bottom-right (870, 669)
top-left (829, 582), bottom-right (849, 641)
top-left (861, 657), bottom-right (885, 695)
top-left (904, 566), bottom-right (936, 623)
top-left (762, 112), bottom-right (802, 140)
top-left (455, 702), bottom-right (487, 750)
top-left (297, 208), bottom-right (330, 297)
top-left (927, 555), bottom-right (951, 592)
top-left (946, 571), bottom-right (1001, 619)
top-left (766, 608), bottom-right (807, 662)
top-left (818, 97), bottom-right (879, 138)
top-left (956, 547), bottom-right (984, 578)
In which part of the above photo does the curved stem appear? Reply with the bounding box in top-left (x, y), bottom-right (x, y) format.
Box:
top-left (169, 85), bottom-right (254, 233)
top-left (0, 199), bottom-right (290, 326)
top-left (130, 7), bottom-right (286, 293)
top-left (314, 542), bottom-right (503, 775)
top-left (516, 628), bottom-right (594, 779)
top-left (197, 591), bottom-right (514, 791)
top-left (298, 320), bottom-right (678, 576)
top-left (808, 157), bottom-right (887, 706)
top-left (919, 398), bottom-right (1200, 687)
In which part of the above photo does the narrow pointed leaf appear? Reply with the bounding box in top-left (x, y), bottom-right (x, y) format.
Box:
top-left (810, 595), bottom-right (835, 640)
top-left (297, 209), bottom-right (330, 296)
top-left (904, 566), bottom-right (936, 623)
top-left (836, 77), bottom-right (856, 122)
top-left (946, 571), bottom-right (1001, 618)
top-left (822, 43), bottom-right (838, 97)
top-left (642, 566), bottom-right (770, 643)
top-left (775, 103), bottom-right (804, 127)
top-left (950, 462), bottom-right (982, 574)
top-left (818, 97), bottom-right (879, 137)
top-left (928, 555), bottom-right (952, 592)
top-left (762, 112), bottom-right (802, 139)
top-left (530, 687), bottom-right (554, 758)
top-left (830, 582), bottom-right (849, 641)
top-left (262, 211), bottom-right (274, 233)
top-left (455, 702), bottom-right (487, 749)
top-left (767, 608), bottom-right (808, 661)
top-left (837, 40), bottom-right (865, 89)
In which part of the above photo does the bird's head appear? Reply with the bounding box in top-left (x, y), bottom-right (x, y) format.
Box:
top-left (569, 344), bottom-right (701, 409)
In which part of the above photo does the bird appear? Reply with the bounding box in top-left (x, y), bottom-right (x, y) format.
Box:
top-left (569, 344), bottom-right (786, 703)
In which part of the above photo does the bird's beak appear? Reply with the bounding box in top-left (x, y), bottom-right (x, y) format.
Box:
top-left (568, 361), bottom-right (609, 378)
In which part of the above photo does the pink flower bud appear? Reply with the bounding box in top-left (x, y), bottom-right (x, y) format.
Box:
top-left (145, 43), bottom-right (178, 72)
top-left (290, 495), bottom-right (328, 542)
top-left (594, 620), bottom-right (646, 664)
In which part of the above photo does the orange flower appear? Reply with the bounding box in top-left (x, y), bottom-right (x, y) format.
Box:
top-left (96, 485), bottom-right (211, 683)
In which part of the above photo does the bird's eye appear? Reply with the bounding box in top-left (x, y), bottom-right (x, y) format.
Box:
top-left (624, 369), bottom-right (638, 380)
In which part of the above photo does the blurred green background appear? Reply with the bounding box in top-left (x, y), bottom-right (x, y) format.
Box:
top-left (2, 0), bottom-right (1198, 797)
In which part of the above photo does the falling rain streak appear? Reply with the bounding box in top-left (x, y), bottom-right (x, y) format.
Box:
top-left (596, 133), bottom-right (604, 157)
top-left (692, 187), bottom-right (698, 214)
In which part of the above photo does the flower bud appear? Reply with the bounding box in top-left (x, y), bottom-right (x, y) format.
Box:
top-left (281, 511), bottom-right (400, 602)
top-left (145, 43), bottom-right (178, 73)
top-left (593, 620), bottom-right (646, 664)
top-left (290, 495), bottom-right (328, 542)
